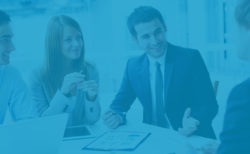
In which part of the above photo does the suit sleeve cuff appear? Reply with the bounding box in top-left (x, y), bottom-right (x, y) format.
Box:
top-left (113, 111), bottom-right (126, 125)
top-left (43, 90), bottom-right (74, 115)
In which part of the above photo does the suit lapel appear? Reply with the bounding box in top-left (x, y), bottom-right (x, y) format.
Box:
top-left (138, 55), bottom-right (152, 103)
top-left (137, 55), bottom-right (153, 122)
top-left (164, 63), bottom-right (173, 106)
top-left (164, 44), bottom-right (175, 109)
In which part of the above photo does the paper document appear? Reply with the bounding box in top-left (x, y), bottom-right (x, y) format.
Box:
top-left (82, 131), bottom-right (151, 151)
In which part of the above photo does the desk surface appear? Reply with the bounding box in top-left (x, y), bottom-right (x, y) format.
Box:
top-left (59, 121), bottom-right (214, 154)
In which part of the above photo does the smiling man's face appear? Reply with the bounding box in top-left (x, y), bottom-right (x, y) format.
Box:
top-left (0, 23), bottom-right (15, 65)
top-left (134, 19), bottom-right (167, 59)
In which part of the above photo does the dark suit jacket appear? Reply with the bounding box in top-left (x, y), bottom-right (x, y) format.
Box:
top-left (110, 43), bottom-right (218, 139)
top-left (217, 78), bottom-right (250, 154)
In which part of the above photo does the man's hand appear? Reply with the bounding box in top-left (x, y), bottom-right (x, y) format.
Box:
top-left (178, 108), bottom-right (200, 137)
top-left (102, 110), bottom-right (121, 129)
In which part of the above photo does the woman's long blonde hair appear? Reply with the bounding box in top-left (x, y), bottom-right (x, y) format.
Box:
top-left (41, 15), bottom-right (87, 98)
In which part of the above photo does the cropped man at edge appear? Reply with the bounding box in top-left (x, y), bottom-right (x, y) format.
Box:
top-left (0, 10), bottom-right (37, 124)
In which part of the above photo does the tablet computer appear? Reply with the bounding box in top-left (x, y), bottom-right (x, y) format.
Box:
top-left (63, 125), bottom-right (95, 141)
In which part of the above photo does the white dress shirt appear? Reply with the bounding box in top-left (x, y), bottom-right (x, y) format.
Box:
top-left (147, 49), bottom-right (172, 129)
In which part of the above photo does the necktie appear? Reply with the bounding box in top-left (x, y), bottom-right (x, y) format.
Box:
top-left (155, 62), bottom-right (169, 128)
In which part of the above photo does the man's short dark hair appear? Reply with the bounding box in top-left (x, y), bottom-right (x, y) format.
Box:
top-left (235, 0), bottom-right (250, 30)
top-left (127, 6), bottom-right (166, 37)
top-left (0, 10), bottom-right (10, 25)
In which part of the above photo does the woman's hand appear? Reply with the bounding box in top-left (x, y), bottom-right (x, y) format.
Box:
top-left (61, 72), bottom-right (85, 97)
top-left (78, 80), bottom-right (98, 101)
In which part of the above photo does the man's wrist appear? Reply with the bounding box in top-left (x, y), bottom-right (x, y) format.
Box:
top-left (115, 112), bottom-right (126, 125)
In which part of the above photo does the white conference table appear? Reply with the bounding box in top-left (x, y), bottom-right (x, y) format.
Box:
top-left (59, 121), bottom-right (215, 154)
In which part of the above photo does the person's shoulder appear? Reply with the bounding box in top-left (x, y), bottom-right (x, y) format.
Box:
top-left (169, 42), bottom-right (197, 52)
top-left (227, 78), bottom-right (250, 109)
top-left (174, 46), bottom-right (200, 56)
top-left (236, 78), bottom-right (250, 88)
top-left (127, 54), bottom-right (147, 66)
top-left (1, 65), bottom-right (26, 86)
top-left (230, 78), bottom-right (250, 98)
top-left (168, 43), bottom-right (201, 63)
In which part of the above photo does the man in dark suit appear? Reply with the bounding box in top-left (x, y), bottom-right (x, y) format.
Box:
top-left (103, 6), bottom-right (218, 139)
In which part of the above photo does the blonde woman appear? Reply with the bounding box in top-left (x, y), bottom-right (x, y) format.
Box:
top-left (29, 15), bottom-right (100, 126)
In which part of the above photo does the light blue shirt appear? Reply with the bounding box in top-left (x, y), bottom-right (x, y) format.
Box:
top-left (0, 65), bottom-right (36, 124)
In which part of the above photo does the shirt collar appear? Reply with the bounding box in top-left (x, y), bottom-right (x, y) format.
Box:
top-left (147, 46), bottom-right (168, 67)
